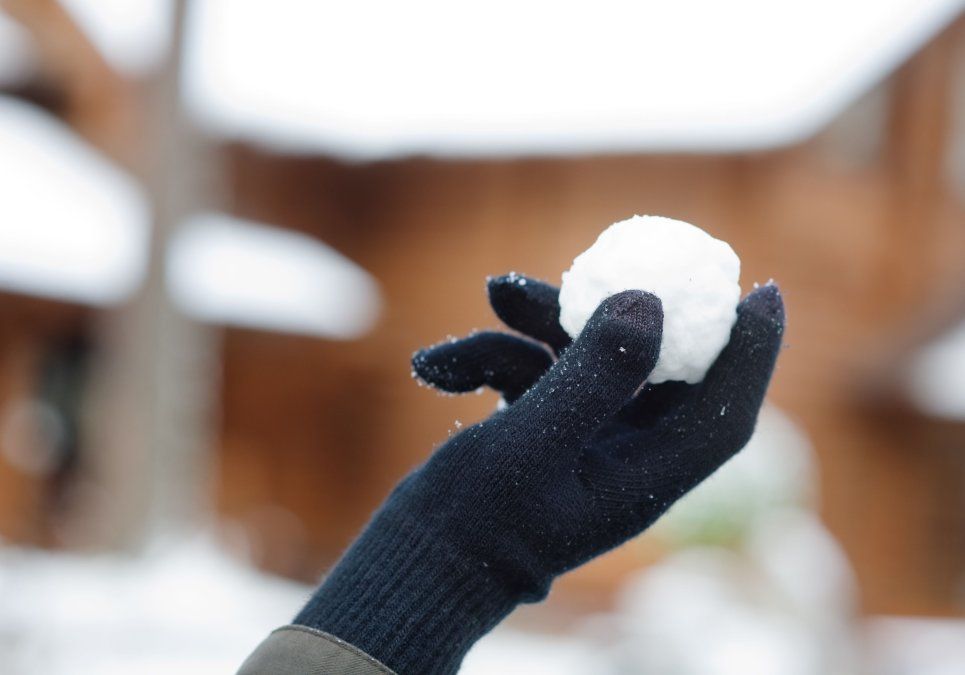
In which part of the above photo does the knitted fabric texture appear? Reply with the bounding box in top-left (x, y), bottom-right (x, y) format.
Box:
top-left (296, 276), bottom-right (785, 675)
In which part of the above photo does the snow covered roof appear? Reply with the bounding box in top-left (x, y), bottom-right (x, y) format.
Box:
top-left (0, 96), bottom-right (150, 306)
top-left (167, 213), bottom-right (382, 339)
top-left (182, 0), bottom-right (963, 158)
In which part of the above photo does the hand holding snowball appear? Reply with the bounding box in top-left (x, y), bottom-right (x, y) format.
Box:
top-left (296, 224), bottom-right (785, 675)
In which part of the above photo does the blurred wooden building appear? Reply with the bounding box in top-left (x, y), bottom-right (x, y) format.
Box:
top-left (0, 0), bottom-right (962, 620)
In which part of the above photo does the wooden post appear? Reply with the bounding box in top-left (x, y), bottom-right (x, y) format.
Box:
top-left (81, 0), bottom-right (223, 548)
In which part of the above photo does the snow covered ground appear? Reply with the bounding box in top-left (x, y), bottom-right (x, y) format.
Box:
top-left (1, 533), bottom-right (962, 675)
top-left (0, 535), bottom-right (601, 675)
top-left (0, 537), bottom-right (306, 675)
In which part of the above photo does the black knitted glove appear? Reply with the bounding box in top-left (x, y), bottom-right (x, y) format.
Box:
top-left (295, 274), bottom-right (785, 675)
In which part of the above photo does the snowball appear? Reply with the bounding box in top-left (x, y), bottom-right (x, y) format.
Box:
top-left (559, 215), bottom-right (740, 384)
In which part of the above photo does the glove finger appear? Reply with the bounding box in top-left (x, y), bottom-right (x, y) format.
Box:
top-left (487, 274), bottom-right (572, 355)
top-left (695, 283), bottom-right (786, 449)
top-left (499, 290), bottom-right (663, 454)
top-left (412, 332), bottom-right (553, 403)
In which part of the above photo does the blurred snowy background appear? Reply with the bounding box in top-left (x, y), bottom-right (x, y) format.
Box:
top-left (0, 1), bottom-right (964, 673)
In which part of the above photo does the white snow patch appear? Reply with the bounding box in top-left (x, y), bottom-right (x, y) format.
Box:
top-left (559, 216), bottom-right (740, 384)
top-left (0, 96), bottom-right (149, 306)
top-left (610, 538), bottom-right (859, 675)
top-left (864, 616), bottom-right (965, 675)
top-left (167, 213), bottom-right (381, 339)
top-left (0, 536), bottom-right (309, 675)
top-left (462, 630), bottom-right (602, 675)
top-left (907, 318), bottom-right (965, 420)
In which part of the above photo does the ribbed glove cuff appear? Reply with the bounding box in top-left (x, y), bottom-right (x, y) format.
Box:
top-left (295, 508), bottom-right (520, 675)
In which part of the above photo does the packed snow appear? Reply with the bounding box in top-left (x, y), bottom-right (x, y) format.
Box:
top-left (559, 216), bottom-right (740, 384)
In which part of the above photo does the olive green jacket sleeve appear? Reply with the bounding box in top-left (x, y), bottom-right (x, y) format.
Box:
top-left (237, 625), bottom-right (396, 675)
